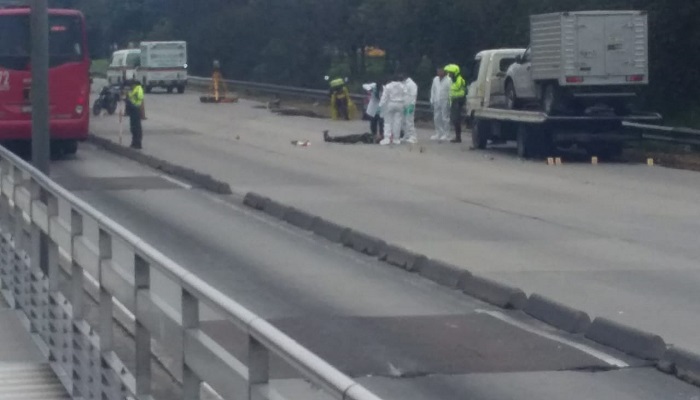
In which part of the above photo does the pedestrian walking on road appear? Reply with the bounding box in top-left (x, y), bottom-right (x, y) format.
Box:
top-left (125, 80), bottom-right (144, 149)
top-left (444, 64), bottom-right (467, 143)
top-left (400, 72), bottom-right (418, 144)
top-left (378, 76), bottom-right (407, 145)
top-left (363, 82), bottom-right (384, 139)
top-left (430, 67), bottom-right (452, 141)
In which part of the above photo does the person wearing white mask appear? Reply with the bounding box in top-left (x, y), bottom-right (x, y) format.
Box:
top-left (378, 75), bottom-right (407, 145)
top-left (430, 67), bottom-right (452, 141)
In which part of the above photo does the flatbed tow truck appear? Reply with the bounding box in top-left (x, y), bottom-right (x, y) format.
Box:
top-left (470, 108), bottom-right (662, 159)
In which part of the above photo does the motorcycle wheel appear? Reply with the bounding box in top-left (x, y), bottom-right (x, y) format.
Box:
top-left (107, 100), bottom-right (118, 115)
top-left (92, 100), bottom-right (102, 116)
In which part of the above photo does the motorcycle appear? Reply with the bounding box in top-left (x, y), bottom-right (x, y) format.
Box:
top-left (92, 85), bottom-right (121, 116)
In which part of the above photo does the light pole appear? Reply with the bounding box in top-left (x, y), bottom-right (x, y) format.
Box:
top-left (31, 0), bottom-right (50, 174)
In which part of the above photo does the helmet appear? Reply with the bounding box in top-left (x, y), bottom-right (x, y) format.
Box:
top-left (444, 64), bottom-right (460, 75)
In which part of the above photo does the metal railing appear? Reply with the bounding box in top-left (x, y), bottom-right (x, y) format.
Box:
top-left (623, 121), bottom-right (700, 146)
top-left (0, 144), bottom-right (382, 400)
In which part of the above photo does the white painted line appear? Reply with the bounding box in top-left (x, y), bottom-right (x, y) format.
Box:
top-left (475, 309), bottom-right (630, 368)
top-left (160, 174), bottom-right (193, 190)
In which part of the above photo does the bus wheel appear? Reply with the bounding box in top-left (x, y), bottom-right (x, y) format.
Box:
top-left (63, 140), bottom-right (78, 155)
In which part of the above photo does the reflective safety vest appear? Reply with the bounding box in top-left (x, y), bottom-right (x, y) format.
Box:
top-left (450, 75), bottom-right (466, 99)
top-left (128, 85), bottom-right (144, 107)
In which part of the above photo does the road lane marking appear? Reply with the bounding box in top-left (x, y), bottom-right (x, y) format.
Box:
top-left (160, 174), bottom-right (193, 189)
top-left (475, 309), bottom-right (630, 368)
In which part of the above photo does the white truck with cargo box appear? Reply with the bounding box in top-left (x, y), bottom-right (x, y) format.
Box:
top-left (470, 11), bottom-right (661, 159)
top-left (136, 41), bottom-right (188, 94)
top-left (505, 10), bottom-right (649, 116)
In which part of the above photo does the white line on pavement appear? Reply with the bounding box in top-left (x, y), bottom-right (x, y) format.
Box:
top-left (475, 309), bottom-right (630, 368)
top-left (160, 174), bottom-right (193, 190)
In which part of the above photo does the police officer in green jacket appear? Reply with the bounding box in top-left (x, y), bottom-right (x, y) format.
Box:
top-left (444, 64), bottom-right (466, 143)
top-left (126, 80), bottom-right (144, 149)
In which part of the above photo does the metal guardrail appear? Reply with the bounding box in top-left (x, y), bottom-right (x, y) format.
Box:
top-left (0, 145), bottom-right (382, 400)
top-left (623, 121), bottom-right (700, 146)
top-left (189, 76), bottom-right (433, 117)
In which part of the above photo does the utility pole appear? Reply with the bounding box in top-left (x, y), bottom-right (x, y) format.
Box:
top-left (31, 0), bottom-right (50, 174)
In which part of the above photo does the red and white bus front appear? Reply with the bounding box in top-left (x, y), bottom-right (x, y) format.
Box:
top-left (0, 8), bottom-right (89, 152)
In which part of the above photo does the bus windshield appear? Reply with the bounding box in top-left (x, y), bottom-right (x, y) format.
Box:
top-left (0, 14), bottom-right (84, 70)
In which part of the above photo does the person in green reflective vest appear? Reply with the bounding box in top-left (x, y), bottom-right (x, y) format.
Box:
top-left (444, 64), bottom-right (466, 143)
top-left (126, 80), bottom-right (144, 149)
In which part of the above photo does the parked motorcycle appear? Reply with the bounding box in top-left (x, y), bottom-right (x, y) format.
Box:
top-left (92, 85), bottom-right (121, 116)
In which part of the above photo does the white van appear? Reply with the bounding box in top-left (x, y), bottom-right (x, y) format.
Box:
top-left (136, 41), bottom-right (188, 93)
top-left (466, 49), bottom-right (524, 124)
top-left (107, 49), bottom-right (141, 86)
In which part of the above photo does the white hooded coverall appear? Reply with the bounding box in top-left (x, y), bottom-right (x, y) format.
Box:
top-left (430, 75), bottom-right (452, 140)
top-left (379, 80), bottom-right (407, 144)
top-left (402, 77), bottom-right (418, 143)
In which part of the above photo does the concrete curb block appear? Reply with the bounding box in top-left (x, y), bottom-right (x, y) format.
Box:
top-left (658, 347), bottom-right (700, 385)
top-left (243, 192), bottom-right (270, 210)
top-left (462, 275), bottom-right (528, 309)
top-left (585, 317), bottom-right (666, 360)
top-left (284, 208), bottom-right (319, 230)
top-left (262, 200), bottom-right (290, 220)
top-left (311, 218), bottom-right (350, 244)
top-left (524, 293), bottom-right (591, 334)
top-left (342, 231), bottom-right (386, 256)
top-left (379, 244), bottom-right (427, 272)
top-left (416, 259), bottom-right (471, 289)
top-left (89, 134), bottom-right (233, 194)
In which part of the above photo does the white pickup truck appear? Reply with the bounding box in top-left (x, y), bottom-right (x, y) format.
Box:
top-left (505, 11), bottom-right (649, 116)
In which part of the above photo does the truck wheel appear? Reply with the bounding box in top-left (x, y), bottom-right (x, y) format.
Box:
top-left (177, 85), bottom-right (185, 94)
top-left (542, 84), bottom-right (563, 115)
top-left (167, 86), bottom-right (174, 94)
top-left (516, 125), bottom-right (549, 159)
top-left (471, 119), bottom-right (488, 149)
top-left (594, 143), bottom-right (623, 160)
top-left (505, 81), bottom-right (519, 110)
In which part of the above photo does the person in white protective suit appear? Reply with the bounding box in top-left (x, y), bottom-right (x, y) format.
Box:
top-left (430, 67), bottom-right (452, 141)
top-left (378, 76), bottom-right (407, 145)
top-left (399, 72), bottom-right (419, 144)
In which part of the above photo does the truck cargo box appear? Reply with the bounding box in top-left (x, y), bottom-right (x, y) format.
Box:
top-left (530, 11), bottom-right (648, 86)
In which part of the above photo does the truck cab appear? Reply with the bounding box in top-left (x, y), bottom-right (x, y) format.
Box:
top-left (107, 49), bottom-right (140, 86)
top-left (466, 49), bottom-right (524, 125)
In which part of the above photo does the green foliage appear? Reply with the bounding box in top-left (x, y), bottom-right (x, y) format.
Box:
top-left (69, 0), bottom-right (700, 124)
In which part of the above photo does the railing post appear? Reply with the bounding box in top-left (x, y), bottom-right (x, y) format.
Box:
top-left (70, 210), bottom-right (84, 320)
top-left (134, 254), bottom-right (151, 397)
top-left (181, 287), bottom-right (200, 400)
top-left (98, 229), bottom-right (113, 353)
top-left (46, 195), bottom-right (59, 293)
top-left (247, 335), bottom-right (270, 400)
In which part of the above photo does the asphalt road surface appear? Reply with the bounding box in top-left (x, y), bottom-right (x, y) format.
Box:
top-left (49, 143), bottom-right (700, 399)
top-left (89, 84), bottom-right (700, 358)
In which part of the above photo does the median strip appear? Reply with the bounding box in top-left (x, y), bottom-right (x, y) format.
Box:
top-left (89, 134), bottom-right (233, 195)
top-left (240, 190), bottom-right (700, 388)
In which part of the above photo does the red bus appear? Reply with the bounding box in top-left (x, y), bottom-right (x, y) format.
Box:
top-left (0, 6), bottom-right (89, 155)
